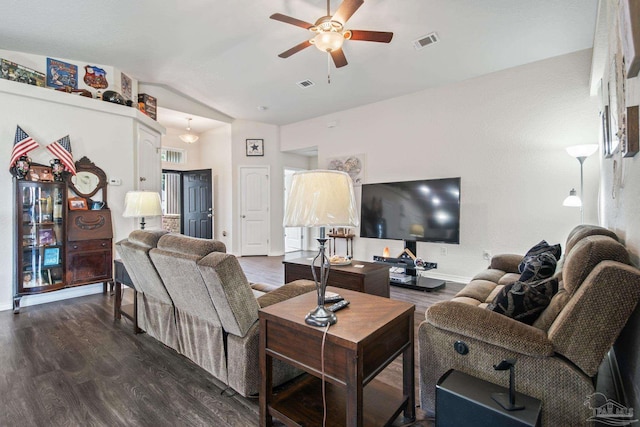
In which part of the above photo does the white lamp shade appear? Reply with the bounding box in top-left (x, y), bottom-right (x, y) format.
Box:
top-left (123, 191), bottom-right (163, 217)
top-left (283, 170), bottom-right (359, 228)
top-left (566, 144), bottom-right (598, 158)
top-left (562, 189), bottom-right (582, 207)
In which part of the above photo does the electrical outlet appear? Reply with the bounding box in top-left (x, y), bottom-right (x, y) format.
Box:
top-left (440, 247), bottom-right (448, 256)
top-left (483, 250), bottom-right (492, 260)
top-left (424, 262), bottom-right (438, 269)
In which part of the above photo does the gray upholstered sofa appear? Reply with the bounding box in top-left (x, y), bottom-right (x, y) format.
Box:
top-left (116, 230), bottom-right (315, 397)
top-left (419, 225), bottom-right (640, 425)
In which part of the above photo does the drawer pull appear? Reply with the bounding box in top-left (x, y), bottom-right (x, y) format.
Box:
top-left (73, 245), bottom-right (78, 249)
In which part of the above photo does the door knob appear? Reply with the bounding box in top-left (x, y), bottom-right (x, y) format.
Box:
top-left (241, 215), bottom-right (246, 218)
top-left (208, 207), bottom-right (212, 212)
top-left (207, 214), bottom-right (212, 218)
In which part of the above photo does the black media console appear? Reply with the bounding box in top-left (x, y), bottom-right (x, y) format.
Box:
top-left (373, 243), bottom-right (446, 292)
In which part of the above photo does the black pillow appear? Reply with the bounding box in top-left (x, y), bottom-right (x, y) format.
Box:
top-left (488, 277), bottom-right (559, 325)
top-left (518, 240), bottom-right (562, 273)
top-left (519, 252), bottom-right (557, 282)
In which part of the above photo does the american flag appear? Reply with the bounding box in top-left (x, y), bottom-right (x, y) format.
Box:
top-left (9, 126), bottom-right (39, 170)
top-left (46, 135), bottom-right (76, 175)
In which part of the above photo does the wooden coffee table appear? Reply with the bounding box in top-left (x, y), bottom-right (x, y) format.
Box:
top-left (259, 287), bottom-right (415, 427)
top-left (283, 257), bottom-right (390, 297)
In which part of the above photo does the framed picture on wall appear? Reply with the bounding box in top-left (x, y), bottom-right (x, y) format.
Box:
top-left (246, 139), bottom-right (264, 156)
top-left (620, 0), bottom-right (640, 78)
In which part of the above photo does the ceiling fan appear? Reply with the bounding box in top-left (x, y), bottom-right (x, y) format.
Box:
top-left (270, 0), bottom-right (393, 69)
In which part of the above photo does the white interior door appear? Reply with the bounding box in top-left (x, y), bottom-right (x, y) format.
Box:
top-left (284, 168), bottom-right (305, 252)
top-left (136, 123), bottom-right (162, 229)
top-left (240, 166), bottom-right (270, 256)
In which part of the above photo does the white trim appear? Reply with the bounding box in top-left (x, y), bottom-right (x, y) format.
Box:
top-left (1, 283), bottom-right (104, 312)
top-left (419, 271), bottom-right (471, 285)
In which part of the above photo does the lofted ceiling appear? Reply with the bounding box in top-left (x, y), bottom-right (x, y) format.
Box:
top-left (0, 0), bottom-right (598, 127)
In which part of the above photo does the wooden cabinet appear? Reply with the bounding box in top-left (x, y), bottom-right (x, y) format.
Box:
top-left (14, 179), bottom-right (67, 311)
top-left (13, 158), bottom-right (113, 313)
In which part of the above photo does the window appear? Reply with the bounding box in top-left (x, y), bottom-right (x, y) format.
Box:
top-left (161, 147), bottom-right (186, 164)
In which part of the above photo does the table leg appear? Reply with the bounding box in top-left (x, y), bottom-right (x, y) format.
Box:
top-left (260, 318), bottom-right (273, 427)
top-left (114, 280), bottom-right (122, 320)
top-left (345, 353), bottom-right (364, 427)
top-left (402, 321), bottom-right (416, 422)
top-left (132, 289), bottom-right (140, 334)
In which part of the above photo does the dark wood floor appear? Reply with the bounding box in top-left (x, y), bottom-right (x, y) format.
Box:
top-left (0, 253), bottom-right (462, 427)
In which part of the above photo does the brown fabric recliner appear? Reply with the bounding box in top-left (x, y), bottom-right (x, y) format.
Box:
top-left (419, 225), bottom-right (640, 425)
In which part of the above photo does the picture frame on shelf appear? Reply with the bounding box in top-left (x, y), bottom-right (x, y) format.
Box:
top-left (68, 197), bottom-right (88, 210)
top-left (619, 0), bottom-right (640, 78)
top-left (43, 247), bottom-right (60, 267)
top-left (38, 228), bottom-right (56, 246)
top-left (28, 165), bottom-right (53, 182)
top-left (246, 139), bottom-right (264, 156)
top-left (623, 105), bottom-right (639, 158)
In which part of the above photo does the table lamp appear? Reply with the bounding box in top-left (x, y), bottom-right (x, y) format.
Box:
top-left (123, 191), bottom-right (162, 229)
top-left (283, 170), bottom-right (359, 327)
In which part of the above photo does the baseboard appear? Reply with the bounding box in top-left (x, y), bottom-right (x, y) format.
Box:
top-left (0, 284), bottom-right (104, 312)
top-left (419, 271), bottom-right (471, 285)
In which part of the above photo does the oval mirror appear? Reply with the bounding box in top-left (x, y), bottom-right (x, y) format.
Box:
top-left (72, 171), bottom-right (100, 196)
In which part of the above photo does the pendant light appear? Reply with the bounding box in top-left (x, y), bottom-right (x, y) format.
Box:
top-left (179, 118), bottom-right (199, 144)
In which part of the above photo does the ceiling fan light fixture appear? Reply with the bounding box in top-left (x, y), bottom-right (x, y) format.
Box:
top-left (179, 118), bottom-right (199, 144)
top-left (311, 30), bottom-right (345, 52)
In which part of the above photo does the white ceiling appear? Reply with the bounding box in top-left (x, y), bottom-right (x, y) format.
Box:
top-left (1, 0), bottom-right (598, 127)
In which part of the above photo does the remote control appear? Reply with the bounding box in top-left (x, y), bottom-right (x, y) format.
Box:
top-left (327, 299), bottom-right (350, 312)
top-left (324, 294), bottom-right (344, 303)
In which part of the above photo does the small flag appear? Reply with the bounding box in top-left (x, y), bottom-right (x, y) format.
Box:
top-left (46, 135), bottom-right (76, 175)
top-left (9, 125), bottom-right (39, 170)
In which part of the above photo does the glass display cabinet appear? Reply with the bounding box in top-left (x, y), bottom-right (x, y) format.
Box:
top-left (14, 179), bottom-right (67, 312)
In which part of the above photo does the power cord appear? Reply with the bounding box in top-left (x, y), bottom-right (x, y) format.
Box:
top-left (321, 323), bottom-right (330, 427)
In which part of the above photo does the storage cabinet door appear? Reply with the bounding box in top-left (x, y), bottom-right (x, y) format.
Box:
top-left (66, 240), bottom-right (112, 285)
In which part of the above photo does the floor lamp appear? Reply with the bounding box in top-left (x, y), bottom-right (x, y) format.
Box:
top-left (283, 170), bottom-right (359, 327)
top-left (563, 144), bottom-right (598, 224)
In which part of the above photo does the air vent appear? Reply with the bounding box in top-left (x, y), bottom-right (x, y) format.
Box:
top-left (297, 79), bottom-right (315, 88)
top-left (413, 32), bottom-right (439, 50)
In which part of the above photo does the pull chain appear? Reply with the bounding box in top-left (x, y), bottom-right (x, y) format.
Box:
top-left (327, 52), bottom-right (331, 84)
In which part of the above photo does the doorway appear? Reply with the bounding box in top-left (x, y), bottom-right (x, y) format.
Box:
top-left (239, 166), bottom-right (270, 256)
top-left (284, 168), bottom-right (307, 252)
top-left (162, 169), bottom-right (213, 238)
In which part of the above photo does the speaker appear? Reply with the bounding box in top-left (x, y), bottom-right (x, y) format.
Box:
top-left (436, 370), bottom-right (541, 427)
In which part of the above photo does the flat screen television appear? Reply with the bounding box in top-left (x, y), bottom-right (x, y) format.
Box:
top-left (360, 177), bottom-right (461, 244)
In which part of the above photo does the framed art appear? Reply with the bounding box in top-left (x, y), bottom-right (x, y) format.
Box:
top-left (246, 139), bottom-right (264, 156)
top-left (620, 0), bottom-right (640, 78)
top-left (68, 197), bottom-right (88, 210)
top-left (38, 228), bottom-right (56, 246)
top-left (623, 105), bottom-right (639, 158)
top-left (43, 247), bottom-right (60, 266)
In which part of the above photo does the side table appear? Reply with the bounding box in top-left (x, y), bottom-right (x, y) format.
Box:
top-left (113, 259), bottom-right (140, 334)
top-left (260, 287), bottom-right (415, 426)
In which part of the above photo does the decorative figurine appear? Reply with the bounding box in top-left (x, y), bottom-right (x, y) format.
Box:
top-left (50, 158), bottom-right (65, 182)
top-left (14, 155), bottom-right (31, 179)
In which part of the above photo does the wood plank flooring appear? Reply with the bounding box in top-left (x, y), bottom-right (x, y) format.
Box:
top-left (0, 253), bottom-right (462, 427)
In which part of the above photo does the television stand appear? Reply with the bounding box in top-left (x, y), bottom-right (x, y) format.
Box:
top-left (375, 250), bottom-right (446, 292)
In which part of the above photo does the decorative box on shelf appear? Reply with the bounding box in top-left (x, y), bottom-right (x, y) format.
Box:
top-left (137, 93), bottom-right (157, 120)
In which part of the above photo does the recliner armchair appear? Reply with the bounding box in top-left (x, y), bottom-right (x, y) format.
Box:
top-left (418, 225), bottom-right (640, 425)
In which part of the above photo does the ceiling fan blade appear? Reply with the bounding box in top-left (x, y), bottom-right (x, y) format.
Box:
top-left (270, 13), bottom-right (313, 30)
top-left (332, 0), bottom-right (364, 25)
top-left (349, 30), bottom-right (394, 43)
top-left (278, 40), bottom-right (313, 58)
top-left (330, 48), bottom-right (348, 68)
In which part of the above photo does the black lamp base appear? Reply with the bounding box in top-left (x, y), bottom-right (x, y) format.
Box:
top-left (305, 306), bottom-right (337, 327)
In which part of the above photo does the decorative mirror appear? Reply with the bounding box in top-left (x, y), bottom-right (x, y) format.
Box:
top-left (66, 157), bottom-right (108, 207)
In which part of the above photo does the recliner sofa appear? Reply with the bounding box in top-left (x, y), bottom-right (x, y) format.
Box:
top-left (116, 231), bottom-right (315, 397)
top-left (418, 225), bottom-right (640, 425)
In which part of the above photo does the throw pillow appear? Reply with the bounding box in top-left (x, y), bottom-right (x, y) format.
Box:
top-left (487, 277), bottom-right (559, 325)
top-left (519, 252), bottom-right (557, 282)
top-left (518, 240), bottom-right (562, 273)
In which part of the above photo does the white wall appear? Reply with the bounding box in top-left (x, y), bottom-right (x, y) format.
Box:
top-left (0, 85), bottom-right (147, 310)
top-left (282, 49), bottom-right (599, 281)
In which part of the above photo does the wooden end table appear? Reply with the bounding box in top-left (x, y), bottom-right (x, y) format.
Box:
top-left (259, 287), bottom-right (415, 427)
top-left (283, 257), bottom-right (390, 298)
top-left (113, 259), bottom-right (140, 334)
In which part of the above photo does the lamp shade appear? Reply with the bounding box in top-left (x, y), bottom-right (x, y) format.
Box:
top-left (283, 170), bottom-right (359, 228)
top-left (566, 144), bottom-right (598, 158)
top-left (312, 31), bottom-right (345, 52)
top-left (122, 191), bottom-right (163, 218)
top-left (562, 188), bottom-right (582, 207)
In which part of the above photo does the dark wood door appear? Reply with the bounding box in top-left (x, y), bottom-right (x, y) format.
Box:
top-left (181, 169), bottom-right (212, 238)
